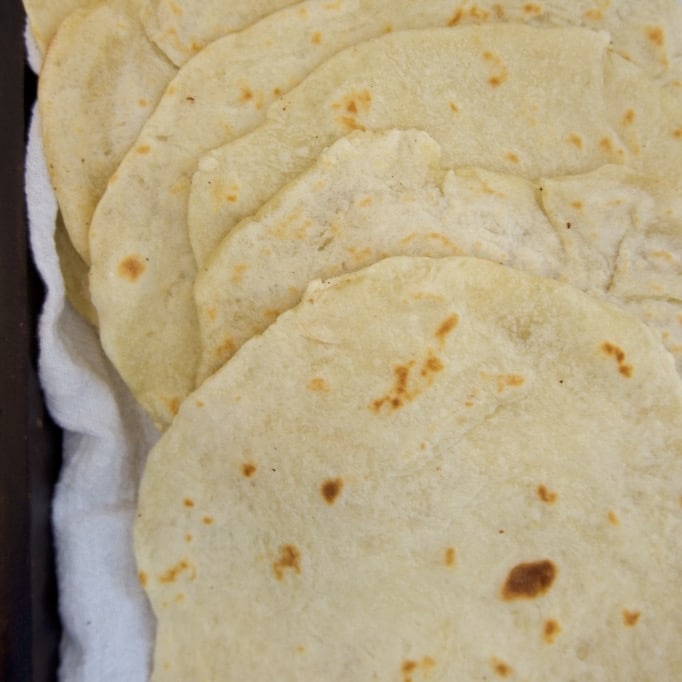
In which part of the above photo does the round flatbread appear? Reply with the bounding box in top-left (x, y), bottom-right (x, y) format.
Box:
top-left (136, 256), bottom-right (682, 681)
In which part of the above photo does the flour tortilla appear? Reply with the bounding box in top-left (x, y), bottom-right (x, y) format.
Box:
top-left (89, 24), bottom-right (682, 429)
top-left (140, 0), bottom-right (300, 66)
top-left (189, 25), bottom-right (682, 267)
top-left (136, 256), bottom-right (682, 681)
top-left (23, 0), bottom-right (93, 54)
top-left (194, 130), bottom-right (682, 383)
top-left (39, 0), bottom-right (175, 264)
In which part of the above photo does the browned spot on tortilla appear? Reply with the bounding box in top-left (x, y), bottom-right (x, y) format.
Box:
top-left (523, 3), bottom-right (543, 15)
top-left (646, 26), bottom-right (665, 47)
top-left (273, 87), bottom-right (283, 97)
top-left (357, 195), bottom-right (373, 207)
top-left (673, 128), bottom-right (682, 139)
top-left (138, 571), bottom-right (148, 587)
top-left (308, 377), bottom-right (330, 392)
top-left (506, 152), bottom-right (520, 164)
top-left (202, 516), bottom-right (214, 525)
top-left (543, 619), bottom-right (561, 643)
top-left (185, 534), bottom-right (193, 543)
top-left (215, 336), bottom-right (236, 359)
top-left (567, 133), bottom-right (583, 149)
top-left (273, 545), bottom-right (301, 580)
top-left (206, 307), bottom-right (217, 322)
top-left (117, 256), bottom-right (145, 281)
top-left (371, 351), bottom-right (444, 413)
top-left (444, 547), bottom-right (456, 567)
top-left (158, 559), bottom-right (195, 583)
top-left (623, 609), bottom-right (641, 626)
top-left (469, 5), bottom-right (490, 20)
top-left (240, 86), bottom-right (253, 102)
top-left (608, 510), bottom-right (620, 526)
top-left (502, 559), bottom-right (557, 600)
top-left (601, 342), bottom-right (633, 378)
top-left (311, 31), bottom-right (322, 44)
top-left (138, 98), bottom-right (149, 107)
top-left (384, 23), bottom-right (393, 33)
top-left (491, 658), bottom-right (512, 677)
top-left (165, 397), bottom-right (180, 416)
top-left (169, 1), bottom-right (182, 15)
top-left (496, 374), bottom-right (524, 392)
top-left (340, 116), bottom-right (366, 131)
top-left (584, 8), bottom-right (604, 21)
top-left (183, 498), bottom-right (195, 508)
top-left (321, 478), bottom-right (343, 505)
top-left (537, 485), bottom-right (558, 504)
top-left (230, 263), bottom-right (248, 284)
top-left (571, 200), bottom-right (584, 210)
top-left (488, 73), bottom-right (507, 87)
top-left (135, 144), bottom-right (151, 155)
top-left (447, 9), bottom-right (463, 25)
top-left (599, 137), bottom-right (614, 153)
top-left (242, 463), bottom-right (257, 478)
top-left (622, 109), bottom-right (635, 126)
top-left (436, 314), bottom-right (459, 345)
top-left (450, 101), bottom-right (459, 113)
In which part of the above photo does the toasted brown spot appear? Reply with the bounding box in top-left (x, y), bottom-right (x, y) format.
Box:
top-left (599, 137), bottom-right (613, 153)
top-left (185, 534), bottom-right (193, 543)
top-left (402, 660), bottom-right (417, 675)
top-left (230, 262), bottom-right (248, 284)
top-left (449, 101), bottom-right (459, 113)
top-left (169, 1), bottom-right (182, 15)
top-left (138, 98), bottom-right (149, 107)
top-left (608, 510), bottom-right (620, 526)
top-left (321, 478), bottom-right (343, 505)
top-left (523, 3), bottom-right (542, 15)
top-left (183, 498), bottom-right (195, 508)
top-left (497, 374), bottom-right (525, 392)
top-left (488, 73), bottom-right (507, 87)
top-left (165, 397), bottom-right (180, 416)
top-left (311, 31), bottom-right (322, 44)
top-left (340, 116), bottom-right (366, 131)
top-left (242, 463), bottom-right (256, 478)
top-left (447, 9), bottom-right (463, 25)
top-left (158, 560), bottom-right (195, 584)
top-left (544, 619), bottom-right (561, 643)
top-left (623, 609), bottom-right (641, 626)
top-left (502, 559), bottom-right (557, 600)
top-left (571, 200), bottom-right (584, 210)
top-left (601, 342), bottom-right (633, 378)
top-left (202, 516), bottom-right (214, 525)
top-left (537, 485), bottom-right (558, 504)
top-left (421, 354), bottom-right (444, 376)
top-left (673, 128), bottom-right (682, 139)
top-left (215, 336), bottom-right (236, 359)
top-left (226, 193), bottom-right (238, 203)
top-left (622, 109), bottom-right (635, 126)
top-left (240, 86), bottom-right (253, 102)
top-left (584, 8), bottom-right (604, 21)
top-left (445, 547), bottom-right (456, 566)
top-left (273, 87), bottom-right (283, 97)
top-left (138, 571), bottom-right (148, 587)
top-left (436, 314), bottom-right (459, 345)
top-left (469, 5), bottom-right (490, 20)
top-left (308, 377), bottom-right (330, 392)
top-left (506, 152), bottom-right (520, 164)
top-left (646, 26), bottom-right (665, 47)
top-left (491, 658), bottom-right (513, 677)
top-left (135, 144), bottom-right (151, 155)
top-left (273, 544), bottom-right (301, 580)
top-left (384, 23), bottom-right (393, 33)
top-left (117, 256), bottom-right (145, 282)
top-left (568, 133), bottom-right (583, 149)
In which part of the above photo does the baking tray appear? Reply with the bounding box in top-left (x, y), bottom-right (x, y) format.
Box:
top-left (0, 0), bottom-right (62, 679)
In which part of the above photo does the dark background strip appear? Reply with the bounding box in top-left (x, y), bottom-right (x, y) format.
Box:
top-left (0, 1), bottom-right (62, 680)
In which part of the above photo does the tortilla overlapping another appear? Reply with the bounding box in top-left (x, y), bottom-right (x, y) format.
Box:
top-left (39, 0), bottom-right (176, 265)
top-left (23, 0), bottom-right (93, 54)
top-left (194, 129), bottom-right (682, 383)
top-left (135, 256), bottom-right (682, 681)
top-left (89, 24), bottom-right (682, 429)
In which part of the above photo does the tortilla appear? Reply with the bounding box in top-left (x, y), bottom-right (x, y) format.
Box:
top-left (89, 24), bottom-right (682, 429)
top-left (23, 0), bottom-right (93, 54)
top-left (39, 0), bottom-right (176, 264)
top-left (55, 213), bottom-right (99, 327)
top-left (188, 25), bottom-right (682, 267)
top-left (194, 130), bottom-right (682, 383)
top-left (136, 256), bottom-right (682, 681)
top-left (140, 0), bottom-right (300, 66)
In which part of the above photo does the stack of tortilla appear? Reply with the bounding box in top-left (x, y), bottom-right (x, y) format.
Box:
top-left (29, 1), bottom-right (682, 679)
